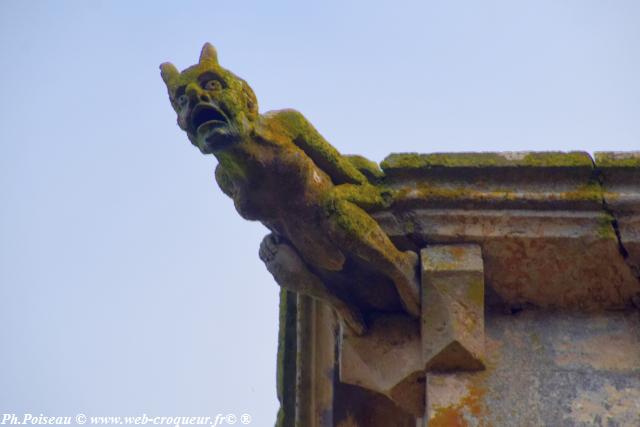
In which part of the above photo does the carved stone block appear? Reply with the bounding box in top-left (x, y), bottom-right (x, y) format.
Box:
top-left (421, 244), bottom-right (485, 371)
top-left (340, 314), bottom-right (424, 417)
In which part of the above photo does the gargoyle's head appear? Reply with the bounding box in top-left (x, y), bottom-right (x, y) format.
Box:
top-left (160, 43), bottom-right (258, 154)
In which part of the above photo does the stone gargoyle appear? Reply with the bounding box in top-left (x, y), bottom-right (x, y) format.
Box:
top-left (160, 43), bottom-right (419, 334)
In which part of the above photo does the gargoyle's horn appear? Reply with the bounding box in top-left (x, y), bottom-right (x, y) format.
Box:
top-left (159, 62), bottom-right (179, 85)
top-left (199, 43), bottom-right (218, 64)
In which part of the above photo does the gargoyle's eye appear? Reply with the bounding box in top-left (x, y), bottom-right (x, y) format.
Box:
top-left (204, 80), bottom-right (222, 91)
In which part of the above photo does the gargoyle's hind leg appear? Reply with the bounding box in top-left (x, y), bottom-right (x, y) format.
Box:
top-left (323, 185), bottom-right (421, 317)
top-left (259, 233), bottom-right (367, 335)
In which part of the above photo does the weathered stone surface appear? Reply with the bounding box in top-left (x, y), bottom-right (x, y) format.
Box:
top-left (421, 244), bottom-right (485, 372)
top-left (162, 49), bottom-right (640, 427)
top-left (162, 43), bottom-right (420, 319)
top-left (275, 289), bottom-right (297, 427)
top-left (339, 314), bottom-right (424, 417)
top-left (596, 151), bottom-right (640, 278)
top-left (425, 310), bottom-right (640, 426)
top-left (375, 212), bottom-right (638, 310)
top-left (333, 384), bottom-right (416, 427)
top-left (620, 215), bottom-right (640, 277)
top-left (371, 151), bottom-right (640, 311)
top-left (259, 234), bottom-right (366, 335)
top-left (296, 297), bottom-right (338, 427)
top-left (380, 151), bottom-right (601, 211)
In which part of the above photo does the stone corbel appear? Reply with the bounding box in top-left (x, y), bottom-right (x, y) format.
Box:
top-left (338, 243), bottom-right (487, 421)
top-left (340, 314), bottom-right (425, 417)
top-left (261, 230), bottom-right (490, 423)
top-left (421, 244), bottom-right (485, 372)
top-left (420, 244), bottom-right (486, 427)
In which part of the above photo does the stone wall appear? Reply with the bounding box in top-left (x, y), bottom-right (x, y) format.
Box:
top-left (275, 151), bottom-right (640, 426)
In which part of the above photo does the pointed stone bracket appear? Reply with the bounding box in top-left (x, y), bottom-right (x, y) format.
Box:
top-left (339, 314), bottom-right (425, 417)
top-left (421, 244), bottom-right (485, 372)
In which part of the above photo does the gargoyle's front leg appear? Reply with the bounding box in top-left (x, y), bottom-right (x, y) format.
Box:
top-left (323, 184), bottom-right (421, 317)
top-left (259, 233), bottom-right (367, 336)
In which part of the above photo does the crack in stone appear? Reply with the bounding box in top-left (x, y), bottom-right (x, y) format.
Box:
top-left (591, 156), bottom-right (628, 258)
top-left (592, 157), bottom-right (640, 290)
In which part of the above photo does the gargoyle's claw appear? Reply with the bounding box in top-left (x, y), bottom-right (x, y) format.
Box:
top-left (259, 233), bottom-right (281, 263)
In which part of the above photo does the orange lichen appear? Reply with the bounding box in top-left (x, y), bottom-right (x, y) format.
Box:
top-left (430, 385), bottom-right (488, 427)
top-left (450, 246), bottom-right (467, 260)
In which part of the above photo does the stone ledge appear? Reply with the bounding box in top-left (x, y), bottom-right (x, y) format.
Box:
top-left (375, 208), bottom-right (638, 310)
top-left (381, 151), bottom-right (594, 172)
top-left (379, 151), bottom-right (601, 211)
top-left (363, 151), bottom-right (640, 312)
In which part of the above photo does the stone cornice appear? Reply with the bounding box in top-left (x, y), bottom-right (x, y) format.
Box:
top-left (370, 151), bottom-right (640, 311)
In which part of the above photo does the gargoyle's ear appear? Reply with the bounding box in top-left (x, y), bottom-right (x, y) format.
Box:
top-left (199, 43), bottom-right (219, 64)
top-left (160, 62), bottom-right (179, 86)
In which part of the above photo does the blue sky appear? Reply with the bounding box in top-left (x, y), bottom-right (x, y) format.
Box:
top-left (1, 0), bottom-right (638, 423)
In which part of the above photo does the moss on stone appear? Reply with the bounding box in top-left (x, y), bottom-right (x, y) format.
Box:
top-left (380, 151), bottom-right (594, 171)
top-left (520, 152), bottom-right (593, 167)
top-left (217, 151), bottom-right (249, 181)
top-left (596, 213), bottom-right (616, 239)
top-left (390, 184), bottom-right (518, 205)
top-left (403, 220), bottom-right (415, 234)
top-left (328, 183), bottom-right (393, 212)
top-left (274, 409), bottom-right (285, 427)
top-left (393, 184), bottom-right (473, 201)
top-left (387, 181), bottom-right (606, 206)
top-left (555, 182), bottom-right (603, 203)
top-left (466, 278), bottom-right (485, 307)
top-left (275, 109), bottom-right (368, 185)
top-left (345, 154), bottom-right (384, 182)
top-left (325, 197), bottom-right (380, 238)
top-left (381, 152), bottom-right (511, 170)
top-left (595, 152), bottom-right (640, 168)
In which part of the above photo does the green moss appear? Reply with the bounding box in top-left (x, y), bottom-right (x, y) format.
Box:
top-left (555, 182), bottom-right (603, 203)
top-left (466, 279), bottom-right (485, 306)
top-left (404, 220), bottom-right (415, 234)
top-left (596, 213), bottom-right (616, 239)
top-left (217, 151), bottom-right (248, 181)
top-left (520, 152), bottom-right (593, 167)
top-left (595, 152), bottom-right (640, 168)
top-left (394, 183), bottom-right (473, 201)
top-left (326, 199), bottom-right (374, 237)
top-left (391, 183), bottom-right (519, 204)
top-left (381, 152), bottom-right (512, 170)
top-left (276, 109), bottom-right (368, 185)
top-left (326, 183), bottom-right (394, 212)
top-left (387, 181), bottom-right (606, 206)
top-left (345, 154), bottom-right (384, 182)
top-left (380, 151), bottom-right (593, 171)
top-left (274, 409), bottom-right (285, 427)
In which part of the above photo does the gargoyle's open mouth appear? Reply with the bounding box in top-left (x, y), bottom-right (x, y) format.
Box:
top-left (190, 104), bottom-right (228, 133)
